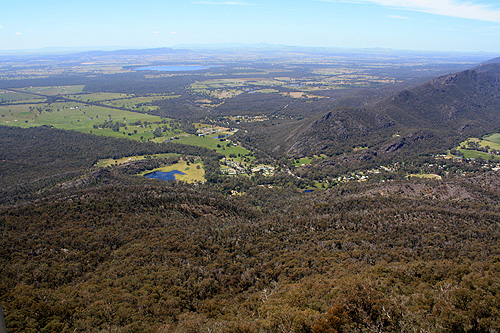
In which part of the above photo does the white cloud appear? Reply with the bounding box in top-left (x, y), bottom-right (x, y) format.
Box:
top-left (388, 14), bottom-right (409, 19)
top-left (170, 31), bottom-right (178, 34)
top-left (192, 1), bottom-right (254, 5)
top-left (15, 32), bottom-right (22, 36)
top-left (0, 26), bottom-right (3, 29)
top-left (316, 0), bottom-right (500, 22)
top-left (153, 30), bottom-right (160, 34)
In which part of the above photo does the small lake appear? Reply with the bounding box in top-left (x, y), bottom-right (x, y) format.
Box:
top-left (144, 170), bottom-right (186, 181)
top-left (213, 134), bottom-right (231, 139)
top-left (135, 65), bottom-right (209, 72)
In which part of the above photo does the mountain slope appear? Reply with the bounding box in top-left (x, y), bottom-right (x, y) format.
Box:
top-left (380, 65), bottom-right (500, 134)
top-left (238, 61), bottom-right (500, 158)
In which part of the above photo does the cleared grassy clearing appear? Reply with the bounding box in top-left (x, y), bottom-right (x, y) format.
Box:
top-left (311, 68), bottom-right (358, 75)
top-left (139, 160), bottom-right (205, 183)
top-left (191, 78), bottom-right (285, 95)
top-left (0, 103), bottom-right (46, 125)
top-left (8, 99), bottom-right (45, 104)
top-left (0, 102), bottom-right (182, 141)
top-left (105, 95), bottom-right (179, 111)
top-left (293, 157), bottom-right (314, 166)
top-left (408, 173), bottom-right (442, 180)
top-left (281, 91), bottom-right (327, 99)
top-left (0, 90), bottom-right (44, 102)
top-left (481, 134), bottom-right (500, 149)
top-left (95, 153), bottom-right (180, 167)
top-left (459, 149), bottom-right (500, 160)
top-left (192, 87), bottom-right (244, 99)
top-left (247, 80), bottom-right (284, 87)
top-left (175, 133), bottom-right (254, 163)
top-left (19, 85), bottom-right (85, 95)
top-left (60, 93), bottom-right (179, 111)
top-left (191, 79), bottom-right (247, 89)
top-left (452, 136), bottom-right (500, 160)
top-left (64, 92), bottom-right (131, 102)
top-left (253, 89), bottom-right (279, 93)
top-left (292, 155), bottom-right (326, 166)
top-left (210, 89), bottom-right (243, 99)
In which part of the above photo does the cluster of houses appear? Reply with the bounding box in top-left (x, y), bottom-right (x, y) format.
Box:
top-left (196, 126), bottom-right (237, 137)
top-left (220, 158), bottom-right (275, 176)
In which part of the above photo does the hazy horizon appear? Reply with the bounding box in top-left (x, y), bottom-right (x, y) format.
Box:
top-left (3, 0), bottom-right (500, 53)
top-left (2, 43), bottom-right (499, 57)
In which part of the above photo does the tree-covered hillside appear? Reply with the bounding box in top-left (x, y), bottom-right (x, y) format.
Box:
top-left (1, 167), bottom-right (500, 332)
top-left (235, 63), bottom-right (500, 160)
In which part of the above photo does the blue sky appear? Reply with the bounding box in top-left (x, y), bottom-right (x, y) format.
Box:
top-left (2, 0), bottom-right (500, 52)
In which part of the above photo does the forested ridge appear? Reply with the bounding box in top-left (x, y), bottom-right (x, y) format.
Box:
top-left (1, 166), bottom-right (500, 331)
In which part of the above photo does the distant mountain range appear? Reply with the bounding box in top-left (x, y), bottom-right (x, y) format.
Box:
top-left (1, 44), bottom-right (496, 62)
top-left (73, 47), bottom-right (193, 57)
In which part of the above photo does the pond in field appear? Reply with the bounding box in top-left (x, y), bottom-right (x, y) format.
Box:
top-left (213, 134), bottom-right (231, 139)
top-left (135, 65), bottom-right (210, 72)
top-left (144, 170), bottom-right (186, 181)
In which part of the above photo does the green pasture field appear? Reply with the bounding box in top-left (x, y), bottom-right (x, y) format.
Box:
top-left (0, 103), bottom-right (44, 125)
top-left (459, 149), bottom-right (500, 160)
top-left (8, 99), bottom-right (45, 104)
top-left (0, 90), bottom-right (44, 102)
top-left (64, 92), bottom-right (131, 102)
top-left (314, 181), bottom-right (328, 189)
top-left (0, 102), bottom-right (182, 141)
top-left (246, 79), bottom-right (285, 87)
top-left (174, 133), bottom-right (254, 163)
top-left (139, 160), bottom-right (205, 183)
top-left (19, 85), bottom-right (85, 95)
top-left (255, 89), bottom-right (280, 94)
top-left (453, 136), bottom-right (500, 160)
top-left (191, 79), bottom-right (247, 89)
top-left (481, 133), bottom-right (500, 149)
top-left (209, 89), bottom-right (243, 99)
top-left (105, 95), bottom-right (179, 111)
top-left (293, 157), bottom-right (314, 166)
top-left (292, 155), bottom-right (326, 166)
top-left (95, 153), bottom-right (180, 167)
top-left (191, 78), bottom-right (285, 92)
